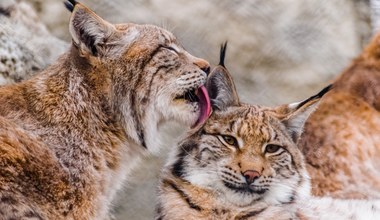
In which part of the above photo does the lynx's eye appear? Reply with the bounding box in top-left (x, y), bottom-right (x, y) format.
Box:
top-left (162, 45), bottom-right (178, 54)
top-left (219, 135), bottom-right (238, 147)
top-left (265, 144), bottom-right (281, 154)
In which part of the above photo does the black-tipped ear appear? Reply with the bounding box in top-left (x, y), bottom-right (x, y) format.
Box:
top-left (206, 43), bottom-right (239, 111)
top-left (68, 3), bottom-right (115, 56)
top-left (219, 41), bottom-right (227, 67)
top-left (278, 84), bottom-right (333, 142)
top-left (64, 0), bottom-right (77, 12)
top-left (295, 84), bottom-right (332, 110)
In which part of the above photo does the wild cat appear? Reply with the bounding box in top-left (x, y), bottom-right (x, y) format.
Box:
top-left (0, 0), bottom-right (211, 219)
top-left (156, 44), bottom-right (380, 220)
top-left (299, 28), bottom-right (380, 199)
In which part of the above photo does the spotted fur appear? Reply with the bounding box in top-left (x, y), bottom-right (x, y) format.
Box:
top-left (156, 45), bottom-right (380, 220)
top-left (0, 1), bottom-right (209, 219)
top-left (299, 28), bottom-right (380, 199)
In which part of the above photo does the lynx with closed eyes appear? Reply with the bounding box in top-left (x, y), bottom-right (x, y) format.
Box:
top-left (0, 1), bottom-right (211, 219)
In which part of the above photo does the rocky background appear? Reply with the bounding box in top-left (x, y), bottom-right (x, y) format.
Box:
top-left (0, 0), bottom-right (375, 219)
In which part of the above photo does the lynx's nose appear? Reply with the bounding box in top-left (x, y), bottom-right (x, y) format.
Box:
top-left (194, 58), bottom-right (210, 75)
top-left (243, 170), bottom-right (261, 184)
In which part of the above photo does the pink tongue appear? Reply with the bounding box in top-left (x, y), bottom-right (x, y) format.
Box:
top-left (192, 86), bottom-right (211, 128)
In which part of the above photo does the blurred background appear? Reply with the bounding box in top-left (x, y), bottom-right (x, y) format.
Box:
top-left (0, 0), bottom-right (375, 219)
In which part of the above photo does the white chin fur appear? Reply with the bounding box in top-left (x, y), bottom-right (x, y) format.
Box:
top-left (187, 171), bottom-right (261, 207)
top-left (222, 189), bottom-right (260, 207)
top-left (264, 176), bottom-right (304, 204)
top-left (263, 183), bottom-right (295, 205)
top-left (221, 183), bottom-right (293, 207)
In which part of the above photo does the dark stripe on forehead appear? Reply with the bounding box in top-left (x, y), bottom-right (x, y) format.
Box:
top-left (229, 120), bottom-right (236, 132)
top-left (235, 207), bottom-right (267, 220)
top-left (160, 29), bottom-right (174, 43)
top-left (258, 125), bottom-right (265, 137)
top-left (143, 45), bottom-right (163, 68)
top-left (236, 109), bottom-right (254, 136)
top-left (162, 179), bottom-right (202, 211)
top-left (273, 132), bottom-right (279, 141)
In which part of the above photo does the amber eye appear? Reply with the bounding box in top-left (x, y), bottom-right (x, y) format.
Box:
top-left (222, 135), bottom-right (238, 147)
top-left (265, 144), bottom-right (281, 153)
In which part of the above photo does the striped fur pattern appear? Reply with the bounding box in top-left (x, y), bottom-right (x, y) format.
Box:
top-left (0, 1), bottom-right (209, 220)
top-left (156, 46), bottom-right (380, 219)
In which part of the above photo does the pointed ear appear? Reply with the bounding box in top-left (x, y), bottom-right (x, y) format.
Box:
top-left (277, 84), bottom-right (332, 142)
top-left (67, 2), bottom-right (115, 56)
top-left (206, 43), bottom-right (240, 111)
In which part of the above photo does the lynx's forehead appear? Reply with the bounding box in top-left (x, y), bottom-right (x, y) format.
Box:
top-left (206, 105), bottom-right (279, 143)
top-left (114, 23), bottom-right (177, 46)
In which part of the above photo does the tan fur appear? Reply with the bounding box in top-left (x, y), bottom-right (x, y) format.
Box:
top-left (157, 177), bottom-right (295, 220)
top-left (299, 31), bottom-right (380, 199)
top-left (156, 50), bottom-right (324, 219)
top-left (156, 45), bottom-right (380, 220)
top-left (156, 111), bottom-right (305, 219)
top-left (0, 1), bottom-right (210, 219)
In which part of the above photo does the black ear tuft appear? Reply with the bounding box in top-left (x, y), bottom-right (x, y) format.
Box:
top-left (219, 42), bottom-right (228, 67)
top-left (296, 84), bottom-right (333, 109)
top-left (64, 0), bottom-right (77, 12)
top-left (206, 43), bottom-right (239, 110)
top-left (279, 84), bottom-right (333, 142)
top-left (316, 84), bottom-right (333, 97)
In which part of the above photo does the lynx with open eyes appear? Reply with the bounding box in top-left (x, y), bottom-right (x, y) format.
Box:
top-left (155, 45), bottom-right (380, 220)
top-left (163, 99), bottom-right (314, 209)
